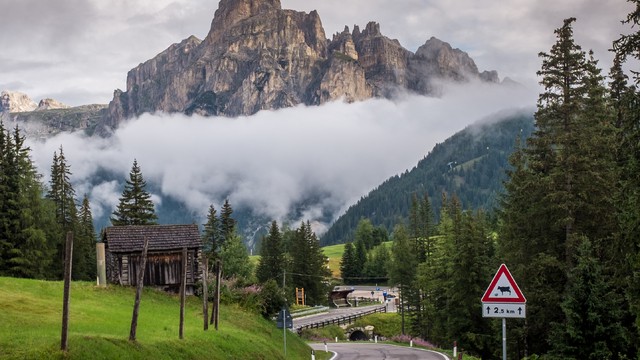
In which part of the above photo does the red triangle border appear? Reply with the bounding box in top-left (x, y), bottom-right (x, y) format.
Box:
top-left (481, 264), bottom-right (526, 303)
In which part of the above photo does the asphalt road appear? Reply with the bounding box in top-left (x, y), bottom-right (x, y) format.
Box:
top-left (309, 343), bottom-right (450, 360)
top-left (293, 304), bottom-right (389, 331)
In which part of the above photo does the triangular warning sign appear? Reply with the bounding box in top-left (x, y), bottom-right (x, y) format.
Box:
top-left (481, 264), bottom-right (526, 303)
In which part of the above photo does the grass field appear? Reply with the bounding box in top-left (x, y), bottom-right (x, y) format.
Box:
top-left (0, 277), bottom-right (330, 360)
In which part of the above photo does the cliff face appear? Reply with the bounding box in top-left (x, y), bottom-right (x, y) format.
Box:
top-left (100, 0), bottom-right (500, 133)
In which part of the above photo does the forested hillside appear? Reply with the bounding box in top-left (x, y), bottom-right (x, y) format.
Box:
top-left (321, 111), bottom-right (535, 245)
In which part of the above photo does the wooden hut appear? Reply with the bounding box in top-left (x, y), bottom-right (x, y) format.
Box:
top-left (103, 224), bottom-right (202, 294)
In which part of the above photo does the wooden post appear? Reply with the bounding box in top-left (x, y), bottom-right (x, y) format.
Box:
top-left (209, 260), bottom-right (216, 325)
top-left (60, 232), bottom-right (74, 352)
top-left (179, 247), bottom-right (187, 339)
top-left (129, 237), bottom-right (149, 342)
top-left (202, 257), bottom-right (209, 331)
top-left (214, 259), bottom-right (221, 330)
top-left (95, 242), bottom-right (106, 286)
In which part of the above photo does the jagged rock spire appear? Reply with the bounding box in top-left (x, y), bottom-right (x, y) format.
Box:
top-left (207, 0), bottom-right (282, 43)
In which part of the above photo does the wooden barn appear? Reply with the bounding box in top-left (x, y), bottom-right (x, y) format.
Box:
top-left (103, 224), bottom-right (202, 294)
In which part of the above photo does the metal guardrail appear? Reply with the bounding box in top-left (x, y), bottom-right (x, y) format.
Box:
top-left (295, 306), bottom-right (387, 334)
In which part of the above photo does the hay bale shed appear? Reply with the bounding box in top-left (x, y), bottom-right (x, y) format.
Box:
top-left (103, 224), bottom-right (202, 294)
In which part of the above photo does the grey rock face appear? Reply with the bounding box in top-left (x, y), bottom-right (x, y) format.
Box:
top-left (99, 0), bottom-right (500, 133)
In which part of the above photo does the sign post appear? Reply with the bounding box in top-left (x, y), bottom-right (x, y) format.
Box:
top-left (482, 264), bottom-right (526, 360)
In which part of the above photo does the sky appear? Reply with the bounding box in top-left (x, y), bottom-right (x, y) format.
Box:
top-left (2, 0), bottom-right (636, 232)
top-left (0, 0), bottom-right (633, 106)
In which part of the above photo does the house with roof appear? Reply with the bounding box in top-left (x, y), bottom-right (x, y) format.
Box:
top-left (103, 224), bottom-right (202, 294)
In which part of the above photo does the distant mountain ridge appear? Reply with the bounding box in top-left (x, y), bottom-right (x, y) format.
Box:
top-left (98, 0), bottom-right (502, 134)
top-left (320, 111), bottom-right (535, 246)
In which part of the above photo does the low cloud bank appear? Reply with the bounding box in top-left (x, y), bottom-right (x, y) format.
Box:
top-left (28, 81), bottom-right (537, 231)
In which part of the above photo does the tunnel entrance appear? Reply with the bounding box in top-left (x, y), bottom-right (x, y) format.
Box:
top-left (349, 329), bottom-right (368, 341)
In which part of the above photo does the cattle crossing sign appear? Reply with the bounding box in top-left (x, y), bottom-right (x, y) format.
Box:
top-left (481, 263), bottom-right (526, 318)
top-left (482, 264), bottom-right (526, 360)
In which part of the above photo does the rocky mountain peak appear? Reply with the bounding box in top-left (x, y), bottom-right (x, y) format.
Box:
top-left (207, 0), bottom-right (282, 43)
top-left (97, 1), bottom-right (502, 133)
top-left (37, 98), bottom-right (70, 111)
top-left (0, 90), bottom-right (37, 113)
top-left (362, 22), bottom-right (382, 37)
top-left (413, 36), bottom-right (482, 82)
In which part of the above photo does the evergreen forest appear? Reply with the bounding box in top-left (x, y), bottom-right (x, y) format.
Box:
top-left (2, 3), bottom-right (640, 359)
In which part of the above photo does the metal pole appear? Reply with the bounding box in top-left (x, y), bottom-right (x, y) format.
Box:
top-left (502, 317), bottom-right (507, 360)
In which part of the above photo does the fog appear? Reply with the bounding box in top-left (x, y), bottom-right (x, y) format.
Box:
top-left (28, 81), bottom-right (536, 233)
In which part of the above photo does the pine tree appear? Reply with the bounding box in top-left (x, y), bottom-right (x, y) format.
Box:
top-left (550, 237), bottom-right (628, 359)
top-left (46, 146), bottom-right (78, 277)
top-left (612, 7), bottom-right (640, 356)
top-left (289, 221), bottom-right (330, 305)
top-left (389, 223), bottom-right (418, 335)
top-left (202, 204), bottom-right (221, 260)
top-left (256, 221), bottom-right (285, 284)
top-left (111, 159), bottom-right (157, 226)
top-left (219, 199), bottom-right (236, 248)
top-left (363, 243), bottom-right (390, 282)
top-left (339, 242), bottom-right (358, 283)
top-left (74, 195), bottom-right (96, 281)
top-left (46, 146), bottom-right (77, 233)
top-left (3, 126), bottom-right (56, 278)
top-left (499, 18), bottom-right (621, 356)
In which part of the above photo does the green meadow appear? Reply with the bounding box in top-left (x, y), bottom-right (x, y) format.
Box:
top-left (0, 277), bottom-right (329, 360)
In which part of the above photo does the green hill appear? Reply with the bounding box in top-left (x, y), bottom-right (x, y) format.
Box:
top-left (0, 277), bottom-right (324, 360)
top-left (321, 111), bottom-right (535, 245)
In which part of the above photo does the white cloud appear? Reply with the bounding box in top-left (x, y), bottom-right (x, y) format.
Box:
top-left (27, 81), bottom-right (537, 229)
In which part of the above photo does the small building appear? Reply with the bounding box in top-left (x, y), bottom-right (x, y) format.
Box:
top-left (103, 224), bottom-right (202, 294)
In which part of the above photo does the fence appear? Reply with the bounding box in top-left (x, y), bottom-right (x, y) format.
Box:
top-left (295, 306), bottom-right (387, 334)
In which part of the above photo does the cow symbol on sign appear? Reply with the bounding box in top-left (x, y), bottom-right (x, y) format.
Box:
top-left (496, 286), bottom-right (511, 295)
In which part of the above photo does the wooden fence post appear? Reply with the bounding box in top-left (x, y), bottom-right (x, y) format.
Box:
top-left (129, 237), bottom-right (149, 341)
top-left (202, 256), bottom-right (209, 331)
top-left (179, 247), bottom-right (187, 339)
top-left (60, 232), bottom-right (74, 351)
top-left (214, 259), bottom-right (222, 330)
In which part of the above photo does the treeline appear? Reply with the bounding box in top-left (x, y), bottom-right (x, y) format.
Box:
top-left (321, 112), bottom-right (536, 246)
top-left (0, 125), bottom-right (96, 281)
top-left (347, 11), bottom-right (640, 360)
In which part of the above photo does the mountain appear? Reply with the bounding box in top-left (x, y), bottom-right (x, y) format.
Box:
top-left (0, 91), bottom-right (105, 138)
top-left (98, 0), bottom-right (501, 134)
top-left (320, 111), bottom-right (535, 246)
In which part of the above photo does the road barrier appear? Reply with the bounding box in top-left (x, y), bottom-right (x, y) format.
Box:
top-left (295, 306), bottom-right (387, 334)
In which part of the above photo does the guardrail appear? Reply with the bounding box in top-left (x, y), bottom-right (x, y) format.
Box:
top-left (295, 305), bottom-right (387, 334)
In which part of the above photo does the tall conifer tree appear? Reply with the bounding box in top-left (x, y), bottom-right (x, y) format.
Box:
top-left (111, 159), bottom-right (157, 226)
top-left (256, 221), bottom-right (285, 284)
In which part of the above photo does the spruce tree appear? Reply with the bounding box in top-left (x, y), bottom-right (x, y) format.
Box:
top-left (219, 199), bottom-right (236, 248)
top-left (202, 204), bottom-right (221, 260)
top-left (46, 146), bottom-right (77, 233)
top-left (550, 237), bottom-right (628, 359)
top-left (111, 159), bottom-right (157, 226)
top-left (46, 146), bottom-right (78, 276)
top-left (499, 18), bottom-right (621, 356)
top-left (289, 221), bottom-right (330, 305)
top-left (339, 242), bottom-right (358, 283)
top-left (3, 126), bottom-right (56, 278)
top-left (256, 221), bottom-right (285, 284)
top-left (74, 195), bottom-right (97, 281)
top-left (389, 223), bottom-right (417, 335)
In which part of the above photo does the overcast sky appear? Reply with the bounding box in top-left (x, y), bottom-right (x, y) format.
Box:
top-left (0, 0), bottom-right (633, 106)
top-left (4, 0), bottom-right (636, 232)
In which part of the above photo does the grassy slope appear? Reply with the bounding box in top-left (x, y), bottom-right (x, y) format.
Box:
top-left (0, 277), bottom-right (328, 360)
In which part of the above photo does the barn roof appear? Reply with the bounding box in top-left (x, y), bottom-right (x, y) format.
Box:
top-left (104, 224), bottom-right (201, 253)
